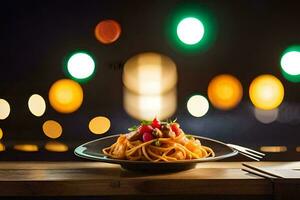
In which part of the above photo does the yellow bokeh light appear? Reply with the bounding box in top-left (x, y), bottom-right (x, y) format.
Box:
top-left (0, 99), bottom-right (10, 120)
top-left (0, 128), bottom-right (3, 140)
top-left (208, 74), bottom-right (243, 110)
top-left (249, 74), bottom-right (284, 110)
top-left (49, 79), bottom-right (83, 113)
top-left (123, 87), bottom-right (177, 120)
top-left (89, 116), bottom-right (111, 134)
top-left (42, 120), bottom-right (63, 139)
top-left (123, 52), bottom-right (177, 95)
top-left (14, 144), bottom-right (39, 152)
top-left (45, 141), bottom-right (68, 152)
top-left (260, 146), bottom-right (287, 153)
top-left (0, 142), bottom-right (5, 152)
top-left (28, 94), bottom-right (46, 117)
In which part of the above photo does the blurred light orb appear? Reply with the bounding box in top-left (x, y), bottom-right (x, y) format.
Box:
top-left (49, 79), bottom-right (83, 113)
top-left (123, 52), bottom-right (177, 95)
top-left (280, 51), bottom-right (300, 75)
top-left (95, 19), bottom-right (121, 44)
top-left (177, 17), bottom-right (204, 45)
top-left (208, 74), bottom-right (243, 110)
top-left (249, 75), bottom-right (284, 110)
top-left (0, 142), bottom-right (5, 152)
top-left (42, 120), bottom-right (63, 139)
top-left (0, 128), bottom-right (3, 140)
top-left (260, 146), bottom-right (287, 153)
top-left (0, 99), bottom-right (10, 120)
top-left (187, 95), bottom-right (209, 117)
top-left (14, 144), bottom-right (39, 152)
top-left (123, 87), bottom-right (177, 120)
top-left (67, 52), bottom-right (95, 80)
top-left (45, 141), bottom-right (68, 152)
top-left (254, 108), bottom-right (278, 124)
top-left (89, 116), bottom-right (111, 134)
top-left (28, 94), bottom-right (46, 117)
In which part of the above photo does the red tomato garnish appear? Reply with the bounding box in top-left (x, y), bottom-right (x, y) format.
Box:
top-left (142, 132), bottom-right (154, 142)
top-left (171, 123), bottom-right (180, 136)
top-left (139, 125), bottom-right (153, 134)
top-left (151, 117), bottom-right (161, 129)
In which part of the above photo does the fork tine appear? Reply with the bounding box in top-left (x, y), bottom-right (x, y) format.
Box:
top-left (228, 144), bottom-right (265, 156)
top-left (239, 152), bottom-right (261, 161)
top-left (244, 147), bottom-right (265, 156)
top-left (242, 150), bottom-right (264, 159)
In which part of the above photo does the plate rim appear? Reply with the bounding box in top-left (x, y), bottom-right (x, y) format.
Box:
top-left (74, 134), bottom-right (238, 164)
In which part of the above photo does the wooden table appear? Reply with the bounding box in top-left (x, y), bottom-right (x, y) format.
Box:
top-left (0, 162), bottom-right (299, 200)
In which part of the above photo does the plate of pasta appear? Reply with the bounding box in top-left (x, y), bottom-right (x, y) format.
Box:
top-left (75, 118), bottom-right (238, 171)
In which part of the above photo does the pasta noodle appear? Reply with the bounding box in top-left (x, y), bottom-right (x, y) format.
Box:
top-left (102, 118), bottom-right (215, 162)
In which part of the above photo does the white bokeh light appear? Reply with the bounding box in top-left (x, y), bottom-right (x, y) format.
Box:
top-left (177, 17), bottom-right (204, 45)
top-left (187, 95), bottom-right (209, 117)
top-left (67, 52), bottom-right (95, 79)
top-left (280, 51), bottom-right (300, 75)
top-left (254, 107), bottom-right (278, 124)
top-left (0, 99), bottom-right (10, 120)
top-left (28, 94), bottom-right (46, 117)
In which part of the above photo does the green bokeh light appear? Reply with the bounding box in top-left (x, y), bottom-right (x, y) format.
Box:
top-left (280, 45), bottom-right (300, 83)
top-left (165, 3), bottom-right (217, 53)
top-left (177, 17), bottom-right (204, 45)
top-left (63, 51), bottom-right (96, 83)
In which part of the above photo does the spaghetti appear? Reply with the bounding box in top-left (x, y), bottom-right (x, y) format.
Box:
top-left (103, 118), bottom-right (215, 162)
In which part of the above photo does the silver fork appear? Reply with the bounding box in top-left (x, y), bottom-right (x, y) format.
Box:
top-left (227, 144), bottom-right (265, 161)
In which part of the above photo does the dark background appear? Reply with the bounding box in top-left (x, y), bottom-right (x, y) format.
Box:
top-left (0, 0), bottom-right (300, 160)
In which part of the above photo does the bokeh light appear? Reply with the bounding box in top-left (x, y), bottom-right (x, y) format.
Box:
top-left (249, 74), bottom-right (284, 110)
top-left (280, 46), bottom-right (300, 82)
top-left (49, 79), bottom-right (83, 113)
top-left (28, 94), bottom-right (46, 117)
top-left (0, 128), bottom-right (3, 140)
top-left (123, 87), bottom-right (177, 120)
top-left (67, 52), bottom-right (95, 80)
top-left (281, 51), bottom-right (300, 75)
top-left (123, 52), bottom-right (177, 95)
top-left (254, 108), bottom-right (278, 124)
top-left (42, 120), bottom-right (63, 139)
top-left (208, 74), bottom-right (243, 110)
top-left (0, 142), bottom-right (5, 152)
top-left (187, 95), bottom-right (209, 117)
top-left (95, 19), bottom-right (121, 44)
top-left (45, 141), bottom-right (68, 152)
top-left (88, 116), bottom-right (111, 134)
top-left (260, 146), bottom-right (287, 153)
top-left (0, 99), bottom-right (10, 120)
top-left (14, 144), bottom-right (39, 152)
top-left (177, 17), bottom-right (204, 45)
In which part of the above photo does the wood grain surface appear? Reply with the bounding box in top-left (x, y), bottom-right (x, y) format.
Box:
top-left (0, 162), bottom-right (298, 198)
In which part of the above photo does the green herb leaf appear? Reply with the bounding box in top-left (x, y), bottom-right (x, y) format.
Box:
top-left (166, 118), bottom-right (177, 124)
top-left (186, 134), bottom-right (193, 140)
top-left (128, 125), bottom-right (138, 131)
top-left (141, 120), bottom-right (152, 125)
top-left (154, 140), bottom-right (161, 146)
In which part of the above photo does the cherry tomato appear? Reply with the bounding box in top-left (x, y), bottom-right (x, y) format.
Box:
top-left (139, 125), bottom-right (153, 134)
top-left (151, 117), bottom-right (161, 129)
top-left (142, 132), bottom-right (154, 142)
top-left (171, 123), bottom-right (180, 136)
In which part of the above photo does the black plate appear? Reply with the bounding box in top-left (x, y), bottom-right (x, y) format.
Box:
top-left (74, 134), bottom-right (238, 172)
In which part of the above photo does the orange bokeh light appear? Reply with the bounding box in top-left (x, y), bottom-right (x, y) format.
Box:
top-left (49, 79), bottom-right (83, 113)
top-left (208, 74), bottom-right (243, 110)
top-left (95, 19), bottom-right (121, 44)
